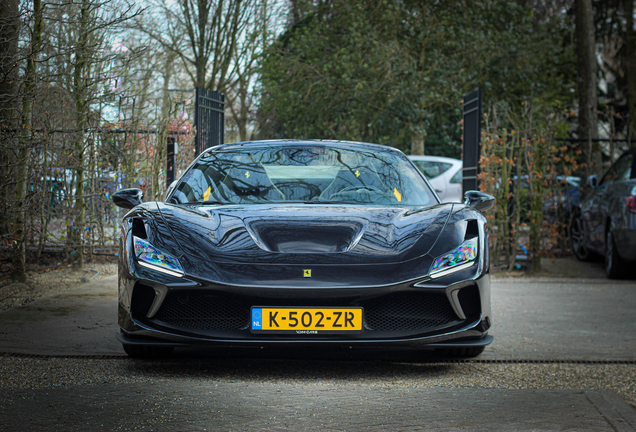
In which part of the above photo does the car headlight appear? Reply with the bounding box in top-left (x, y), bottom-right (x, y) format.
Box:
top-left (133, 236), bottom-right (184, 277)
top-left (429, 237), bottom-right (478, 279)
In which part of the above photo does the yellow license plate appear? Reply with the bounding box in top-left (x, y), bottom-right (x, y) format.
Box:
top-left (251, 307), bottom-right (363, 333)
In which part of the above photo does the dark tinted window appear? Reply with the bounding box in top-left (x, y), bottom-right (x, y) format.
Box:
top-left (450, 169), bottom-right (462, 184)
top-left (170, 145), bottom-right (437, 206)
top-left (413, 161), bottom-right (452, 179)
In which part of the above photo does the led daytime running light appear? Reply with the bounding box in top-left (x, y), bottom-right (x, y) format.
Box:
top-left (133, 236), bottom-right (184, 277)
top-left (430, 237), bottom-right (478, 278)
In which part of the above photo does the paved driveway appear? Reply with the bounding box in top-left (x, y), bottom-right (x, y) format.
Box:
top-left (1, 270), bottom-right (635, 360)
top-left (1, 264), bottom-right (636, 431)
top-left (0, 275), bottom-right (121, 356)
top-left (485, 277), bottom-right (636, 360)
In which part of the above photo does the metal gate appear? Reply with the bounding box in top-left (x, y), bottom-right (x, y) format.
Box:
top-left (194, 87), bottom-right (225, 156)
top-left (166, 136), bottom-right (176, 187)
top-left (462, 89), bottom-right (482, 195)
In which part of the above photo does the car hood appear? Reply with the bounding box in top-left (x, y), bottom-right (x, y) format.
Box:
top-left (150, 202), bottom-right (457, 287)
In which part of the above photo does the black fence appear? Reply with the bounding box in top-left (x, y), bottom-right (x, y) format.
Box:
top-left (462, 89), bottom-right (482, 195)
top-left (194, 87), bottom-right (225, 156)
top-left (166, 136), bottom-right (176, 187)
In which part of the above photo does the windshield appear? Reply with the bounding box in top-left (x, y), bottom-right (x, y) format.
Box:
top-left (169, 144), bottom-right (436, 206)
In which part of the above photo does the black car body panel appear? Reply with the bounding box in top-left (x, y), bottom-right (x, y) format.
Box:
top-left (115, 140), bottom-right (493, 351)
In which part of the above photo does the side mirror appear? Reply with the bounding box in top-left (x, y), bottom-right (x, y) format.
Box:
top-left (112, 188), bottom-right (144, 210)
top-left (586, 175), bottom-right (598, 189)
top-left (464, 190), bottom-right (495, 212)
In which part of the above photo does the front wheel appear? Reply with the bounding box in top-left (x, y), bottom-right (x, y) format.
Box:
top-left (605, 229), bottom-right (627, 279)
top-left (571, 214), bottom-right (592, 261)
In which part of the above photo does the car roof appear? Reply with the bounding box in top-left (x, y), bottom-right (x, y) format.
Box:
top-left (407, 155), bottom-right (462, 165)
top-left (204, 139), bottom-right (406, 156)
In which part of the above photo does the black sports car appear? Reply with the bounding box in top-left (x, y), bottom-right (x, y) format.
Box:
top-left (112, 140), bottom-right (494, 358)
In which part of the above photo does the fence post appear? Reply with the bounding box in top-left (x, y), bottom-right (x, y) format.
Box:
top-left (166, 135), bottom-right (175, 187)
top-left (194, 87), bottom-right (225, 156)
top-left (462, 89), bottom-right (482, 196)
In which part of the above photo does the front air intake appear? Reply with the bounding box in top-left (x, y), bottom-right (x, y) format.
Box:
top-left (153, 291), bottom-right (250, 331)
top-left (131, 283), bottom-right (156, 318)
top-left (362, 292), bottom-right (459, 331)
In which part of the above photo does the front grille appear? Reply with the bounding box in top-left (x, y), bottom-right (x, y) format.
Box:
top-left (362, 292), bottom-right (458, 331)
top-left (150, 290), bottom-right (461, 335)
top-left (154, 292), bottom-right (250, 331)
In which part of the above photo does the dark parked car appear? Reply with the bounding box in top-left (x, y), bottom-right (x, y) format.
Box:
top-left (112, 140), bottom-right (495, 358)
top-left (571, 148), bottom-right (636, 278)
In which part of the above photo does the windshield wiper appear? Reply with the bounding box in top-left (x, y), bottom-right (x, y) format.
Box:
top-left (284, 200), bottom-right (354, 205)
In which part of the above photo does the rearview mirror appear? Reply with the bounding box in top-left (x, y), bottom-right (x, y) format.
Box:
top-left (464, 190), bottom-right (495, 212)
top-left (112, 188), bottom-right (144, 209)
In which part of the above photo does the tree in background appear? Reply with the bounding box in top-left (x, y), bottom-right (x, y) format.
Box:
top-left (60, 0), bottom-right (141, 270)
top-left (3, 0), bottom-right (634, 277)
top-left (0, 0), bottom-right (21, 260)
top-left (11, 0), bottom-right (43, 281)
top-left (595, 0), bottom-right (636, 150)
top-left (626, 0), bottom-right (636, 143)
top-left (224, 0), bottom-right (284, 142)
top-left (259, 0), bottom-right (455, 153)
top-left (576, 0), bottom-right (601, 183)
top-left (133, 0), bottom-right (276, 146)
top-left (0, 0), bottom-right (272, 280)
top-left (135, 0), bottom-right (254, 93)
top-left (258, 0), bottom-right (578, 158)
top-left (1, 0), bottom-right (142, 279)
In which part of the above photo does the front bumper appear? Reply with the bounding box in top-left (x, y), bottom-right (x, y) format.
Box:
top-left (118, 262), bottom-right (492, 349)
top-left (116, 329), bottom-right (494, 349)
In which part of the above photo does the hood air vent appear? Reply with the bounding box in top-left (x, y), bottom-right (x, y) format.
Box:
top-left (246, 219), bottom-right (365, 254)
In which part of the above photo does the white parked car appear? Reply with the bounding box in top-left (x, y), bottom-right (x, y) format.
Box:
top-left (408, 155), bottom-right (463, 203)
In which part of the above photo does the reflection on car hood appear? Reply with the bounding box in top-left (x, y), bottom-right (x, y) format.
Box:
top-left (151, 203), bottom-right (455, 287)
top-left (156, 203), bottom-right (450, 263)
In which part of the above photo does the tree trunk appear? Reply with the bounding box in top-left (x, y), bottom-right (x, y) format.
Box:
top-left (575, 0), bottom-right (600, 180)
top-left (128, 97), bottom-right (136, 189)
top-left (71, 0), bottom-right (91, 271)
top-left (410, 128), bottom-right (425, 155)
top-left (0, 0), bottom-right (19, 248)
top-left (625, 0), bottom-right (636, 146)
top-left (229, 73), bottom-right (251, 142)
top-left (154, 51), bottom-right (175, 200)
top-left (149, 51), bottom-right (177, 201)
top-left (126, 68), bottom-right (153, 194)
top-left (37, 139), bottom-right (49, 258)
top-left (0, 0), bottom-right (20, 130)
top-left (11, 0), bottom-right (43, 282)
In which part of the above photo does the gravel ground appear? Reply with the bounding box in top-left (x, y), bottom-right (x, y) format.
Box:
top-left (1, 356), bottom-right (635, 409)
top-left (0, 261), bottom-right (117, 312)
top-left (2, 255), bottom-right (635, 423)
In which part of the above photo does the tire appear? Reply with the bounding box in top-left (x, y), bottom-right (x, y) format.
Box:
top-left (122, 343), bottom-right (174, 359)
top-left (571, 214), bottom-right (592, 261)
top-left (605, 229), bottom-right (627, 279)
